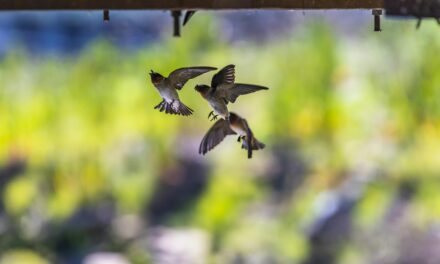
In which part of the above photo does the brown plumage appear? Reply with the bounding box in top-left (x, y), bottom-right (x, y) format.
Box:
top-left (194, 64), bottom-right (269, 121)
top-left (149, 66), bottom-right (217, 116)
top-left (199, 112), bottom-right (265, 159)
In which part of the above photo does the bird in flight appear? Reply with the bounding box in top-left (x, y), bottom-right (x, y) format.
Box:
top-left (149, 67), bottom-right (217, 116)
top-left (194, 64), bottom-right (268, 121)
top-left (199, 112), bottom-right (265, 159)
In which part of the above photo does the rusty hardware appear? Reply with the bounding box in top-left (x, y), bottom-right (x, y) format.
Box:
top-left (373, 9), bottom-right (383, 31)
top-left (103, 9), bottom-right (110, 22)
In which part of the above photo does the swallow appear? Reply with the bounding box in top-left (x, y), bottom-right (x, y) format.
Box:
top-left (150, 67), bottom-right (217, 116)
top-left (199, 112), bottom-right (265, 159)
top-left (194, 64), bottom-right (269, 121)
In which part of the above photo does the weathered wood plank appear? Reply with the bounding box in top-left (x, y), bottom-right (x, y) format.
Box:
top-left (0, 0), bottom-right (384, 10)
top-left (385, 0), bottom-right (440, 18)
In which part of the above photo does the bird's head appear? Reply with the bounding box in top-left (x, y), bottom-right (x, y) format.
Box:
top-left (228, 112), bottom-right (240, 124)
top-left (194, 84), bottom-right (210, 95)
top-left (149, 70), bottom-right (164, 85)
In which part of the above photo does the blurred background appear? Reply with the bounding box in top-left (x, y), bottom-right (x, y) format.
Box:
top-left (0, 10), bottom-right (440, 264)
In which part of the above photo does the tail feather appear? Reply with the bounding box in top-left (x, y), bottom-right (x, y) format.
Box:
top-left (154, 101), bottom-right (163, 110)
top-left (165, 103), bottom-right (172, 114)
top-left (241, 136), bottom-right (265, 159)
top-left (252, 138), bottom-right (265, 150)
top-left (176, 101), bottom-right (194, 116)
top-left (247, 140), bottom-right (253, 159)
top-left (154, 100), bottom-right (194, 116)
top-left (154, 101), bottom-right (166, 112)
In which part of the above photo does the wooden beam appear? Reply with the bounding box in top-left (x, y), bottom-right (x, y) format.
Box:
top-left (385, 0), bottom-right (440, 18)
top-left (0, 0), bottom-right (384, 11)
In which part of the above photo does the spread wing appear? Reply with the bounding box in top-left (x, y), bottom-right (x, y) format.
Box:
top-left (199, 119), bottom-right (236, 155)
top-left (225, 84), bottom-right (269, 103)
top-left (169, 67), bottom-right (217, 90)
top-left (211, 64), bottom-right (235, 89)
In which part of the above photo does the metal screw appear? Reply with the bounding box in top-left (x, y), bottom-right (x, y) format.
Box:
top-left (171, 11), bottom-right (182, 37)
top-left (373, 9), bottom-right (383, 32)
top-left (104, 9), bottom-right (110, 22)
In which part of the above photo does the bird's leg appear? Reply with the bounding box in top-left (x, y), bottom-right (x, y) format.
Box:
top-left (237, 136), bottom-right (241, 142)
top-left (208, 111), bottom-right (218, 121)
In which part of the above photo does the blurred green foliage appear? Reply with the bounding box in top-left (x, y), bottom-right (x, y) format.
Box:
top-left (1, 14), bottom-right (440, 263)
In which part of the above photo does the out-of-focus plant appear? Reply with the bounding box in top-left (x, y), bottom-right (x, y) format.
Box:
top-left (0, 13), bottom-right (439, 263)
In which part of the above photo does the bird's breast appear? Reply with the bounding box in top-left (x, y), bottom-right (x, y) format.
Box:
top-left (157, 85), bottom-right (179, 102)
top-left (230, 123), bottom-right (246, 136)
top-left (209, 99), bottom-right (228, 116)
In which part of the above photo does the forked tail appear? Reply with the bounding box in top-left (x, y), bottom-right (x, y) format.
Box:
top-left (241, 136), bottom-right (265, 159)
top-left (154, 100), bottom-right (194, 116)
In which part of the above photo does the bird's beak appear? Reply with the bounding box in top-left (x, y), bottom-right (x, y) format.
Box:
top-left (149, 70), bottom-right (154, 76)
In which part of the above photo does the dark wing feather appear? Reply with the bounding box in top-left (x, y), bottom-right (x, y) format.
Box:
top-left (211, 64), bottom-right (235, 89)
top-left (199, 119), bottom-right (236, 155)
top-left (169, 67), bottom-right (217, 90)
top-left (243, 120), bottom-right (253, 159)
top-left (226, 83), bottom-right (269, 103)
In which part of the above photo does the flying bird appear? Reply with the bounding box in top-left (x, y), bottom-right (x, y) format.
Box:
top-left (194, 64), bottom-right (268, 121)
top-left (199, 112), bottom-right (265, 159)
top-left (149, 67), bottom-right (217, 116)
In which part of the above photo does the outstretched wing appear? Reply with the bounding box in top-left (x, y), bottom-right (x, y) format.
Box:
top-left (169, 67), bottom-right (217, 90)
top-left (199, 119), bottom-right (236, 155)
top-left (225, 84), bottom-right (269, 103)
top-left (211, 64), bottom-right (235, 89)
